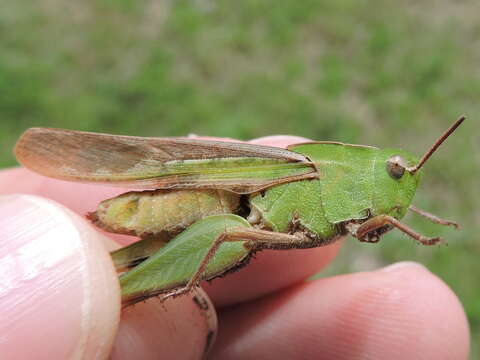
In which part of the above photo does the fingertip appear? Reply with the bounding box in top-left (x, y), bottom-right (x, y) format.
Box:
top-left (330, 264), bottom-right (470, 359)
top-left (0, 194), bottom-right (120, 359)
top-left (213, 262), bottom-right (469, 360)
top-left (373, 262), bottom-right (470, 359)
top-left (249, 135), bottom-right (311, 148)
top-left (111, 288), bottom-right (217, 360)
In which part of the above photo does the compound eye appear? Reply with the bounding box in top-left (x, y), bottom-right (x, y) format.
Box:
top-left (386, 155), bottom-right (406, 179)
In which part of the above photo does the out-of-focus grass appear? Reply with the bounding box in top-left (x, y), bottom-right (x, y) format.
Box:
top-left (1, 0), bottom-right (479, 355)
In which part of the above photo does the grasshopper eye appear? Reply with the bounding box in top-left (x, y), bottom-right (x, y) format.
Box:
top-left (386, 155), bottom-right (406, 179)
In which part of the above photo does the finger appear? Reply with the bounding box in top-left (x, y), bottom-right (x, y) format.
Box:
top-left (111, 288), bottom-right (217, 360)
top-left (0, 194), bottom-right (218, 360)
top-left (211, 262), bottom-right (469, 360)
top-left (0, 194), bottom-right (120, 359)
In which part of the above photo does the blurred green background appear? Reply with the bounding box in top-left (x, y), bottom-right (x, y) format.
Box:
top-left (1, 0), bottom-right (478, 356)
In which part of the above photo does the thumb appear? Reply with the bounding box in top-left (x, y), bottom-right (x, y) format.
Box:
top-left (0, 194), bottom-right (120, 359)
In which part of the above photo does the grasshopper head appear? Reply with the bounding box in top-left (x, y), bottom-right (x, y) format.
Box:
top-left (372, 149), bottom-right (421, 219)
top-left (372, 116), bottom-right (465, 220)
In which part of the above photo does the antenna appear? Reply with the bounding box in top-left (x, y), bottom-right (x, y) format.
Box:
top-left (407, 115), bottom-right (465, 174)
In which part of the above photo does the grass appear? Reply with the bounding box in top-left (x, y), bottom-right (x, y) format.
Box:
top-left (1, 0), bottom-right (479, 356)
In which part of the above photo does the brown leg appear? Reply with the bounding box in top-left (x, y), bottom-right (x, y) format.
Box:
top-left (356, 215), bottom-right (442, 246)
top-left (409, 205), bottom-right (459, 229)
top-left (161, 229), bottom-right (307, 300)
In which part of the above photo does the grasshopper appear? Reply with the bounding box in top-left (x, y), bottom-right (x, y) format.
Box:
top-left (14, 117), bottom-right (463, 306)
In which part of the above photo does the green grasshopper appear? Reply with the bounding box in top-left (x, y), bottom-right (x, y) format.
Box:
top-left (14, 117), bottom-right (464, 306)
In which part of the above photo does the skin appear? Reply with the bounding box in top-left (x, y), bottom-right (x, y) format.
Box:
top-left (0, 136), bottom-right (470, 360)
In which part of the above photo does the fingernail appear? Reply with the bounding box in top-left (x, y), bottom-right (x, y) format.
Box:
top-left (380, 261), bottom-right (427, 273)
top-left (0, 195), bottom-right (89, 358)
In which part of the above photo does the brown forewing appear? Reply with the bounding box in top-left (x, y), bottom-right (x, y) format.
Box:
top-left (15, 128), bottom-right (317, 193)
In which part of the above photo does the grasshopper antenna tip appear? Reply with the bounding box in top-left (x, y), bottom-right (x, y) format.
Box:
top-left (408, 115), bottom-right (465, 173)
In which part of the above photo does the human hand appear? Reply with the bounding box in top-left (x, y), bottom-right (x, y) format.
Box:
top-left (0, 136), bottom-right (470, 359)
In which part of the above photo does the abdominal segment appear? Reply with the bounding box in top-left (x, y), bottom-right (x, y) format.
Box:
top-left (88, 189), bottom-right (240, 238)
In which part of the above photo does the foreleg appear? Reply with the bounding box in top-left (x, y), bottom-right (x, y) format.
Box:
top-left (356, 215), bottom-right (442, 246)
